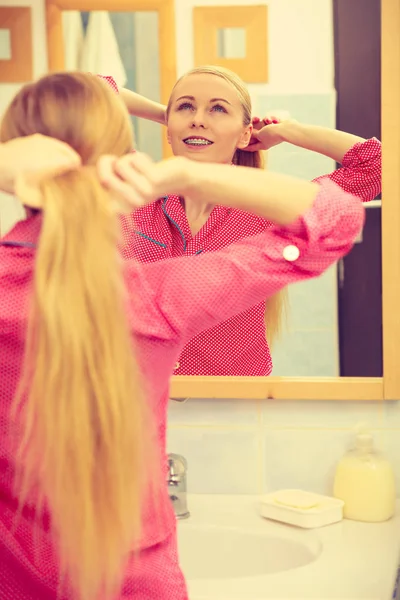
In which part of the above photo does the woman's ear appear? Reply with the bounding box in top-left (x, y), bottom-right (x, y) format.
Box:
top-left (167, 129), bottom-right (172, 145)
top-left (236, 124), bottom-right (253, 150)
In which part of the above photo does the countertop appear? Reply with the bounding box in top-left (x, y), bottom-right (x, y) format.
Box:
top-left (179, 494), bottom-right (400, 600)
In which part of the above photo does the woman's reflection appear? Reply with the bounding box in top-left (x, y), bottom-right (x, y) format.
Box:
top-left (116, 66), bottom-right (381, 377)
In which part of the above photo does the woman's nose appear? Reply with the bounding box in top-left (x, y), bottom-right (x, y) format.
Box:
top-left (190, 109), bottom-right (207, 128)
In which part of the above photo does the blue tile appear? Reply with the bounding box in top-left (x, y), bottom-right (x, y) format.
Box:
top-left (271, 329), bottom-right (338, 377)
top-left (286, 266), bottom-right (337, 330)
top-left (257, 93), bottom-right (336, 128)
top-left (259, 93), bottom-right (336, 180)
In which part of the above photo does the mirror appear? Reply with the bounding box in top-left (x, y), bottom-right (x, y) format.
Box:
top-left (45, 0), bottom-right (399, 400)
top-left (217, 27), bottom-right (246, 59)
top-left (0, 29), bottom-right (11, 60)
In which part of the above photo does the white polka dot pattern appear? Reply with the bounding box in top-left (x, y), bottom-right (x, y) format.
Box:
top-left (0, 181), bottom-right (365, 598)
top-left (119, 140), bottom-right (381, 377)
top-left (0, 75), bottom-right (378, 599)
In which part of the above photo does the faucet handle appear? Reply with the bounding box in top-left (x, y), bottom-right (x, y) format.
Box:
top-left (167, 453), bottom-right (187, 479)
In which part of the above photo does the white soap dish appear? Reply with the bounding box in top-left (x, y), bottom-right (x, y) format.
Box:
top-left (260, 489), bottom-right (344, 529)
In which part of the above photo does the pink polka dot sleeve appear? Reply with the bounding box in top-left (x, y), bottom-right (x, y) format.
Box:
top-left (128, 179), bottom-right (365, 345)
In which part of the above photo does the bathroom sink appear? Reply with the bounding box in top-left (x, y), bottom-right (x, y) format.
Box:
top-left (177, 523), bottom-right (321, 580)
top-left (173, 495), bottom-right (400, 599)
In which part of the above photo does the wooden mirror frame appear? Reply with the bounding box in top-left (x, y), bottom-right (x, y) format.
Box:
top-left (46, 0), bottom-right (400, 401)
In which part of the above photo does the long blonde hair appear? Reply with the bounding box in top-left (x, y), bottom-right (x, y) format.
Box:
top-left (1, 73), bottom-right (158, 600)
top-left (167, 65), bottom-right (288, 347)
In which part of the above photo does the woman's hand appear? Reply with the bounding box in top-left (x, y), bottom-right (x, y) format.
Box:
top-left (244, 112), bottom-right (294, 152)
top-left (0, 134), bottom-right (81, 195)
top-left (97, 152), bottom-right (195, 211)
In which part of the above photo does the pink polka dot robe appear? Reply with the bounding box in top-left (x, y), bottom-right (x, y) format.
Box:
top-left (0, 177), bottom-right (365, 598)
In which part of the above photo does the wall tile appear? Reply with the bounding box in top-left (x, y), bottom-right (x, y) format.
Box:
top-left (271, 329), bottom-right (338, 376)
top-left (377, 429), bottom-right (400, 493)
top-left (166, 403), bottom-right (400, 497)
top-left (380, 401), bottom-right (400, 429)
top-left (261, 399), bottom-right (387, 430)
top-left (261, 428), bottom-right (354, 495)
top-left (167, 426), bottom-right (262, 494)
top-left (259, 93), bottom-right (336, 182)
top-left (258, 93), bottom-right (336, 128)
top-left (286, 266), bottom-right (337, 330)
top-left (168, 398), bottom-right (259, 427)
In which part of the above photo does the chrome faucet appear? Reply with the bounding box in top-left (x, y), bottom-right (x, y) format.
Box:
top-left (167, 453), bottom-right (190, 519)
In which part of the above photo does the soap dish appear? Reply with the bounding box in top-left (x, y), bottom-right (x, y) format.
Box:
top-left (260, 489), bottom-right (344, 529)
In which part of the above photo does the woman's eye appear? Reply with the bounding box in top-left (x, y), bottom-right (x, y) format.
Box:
top-left (211, 104), bottom-right (227, 113)
top-left (177, 102), bottom-right (194, 111)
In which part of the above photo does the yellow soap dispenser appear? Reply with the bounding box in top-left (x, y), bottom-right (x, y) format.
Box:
top-left (333, 425), bottom-right (396, 522)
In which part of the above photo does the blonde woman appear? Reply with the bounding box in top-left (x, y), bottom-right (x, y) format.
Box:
top-left (115, 66), bottom-right (381, 377)
top-left (0, 72), bottom-right (364, 599)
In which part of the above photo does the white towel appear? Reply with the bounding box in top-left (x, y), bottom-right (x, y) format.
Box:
top-left (62, 11), bottom-right (84, 71)
top-left (80, 12), bottom-right (127, 88)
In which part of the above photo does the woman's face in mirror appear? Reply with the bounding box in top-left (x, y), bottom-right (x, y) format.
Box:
top-left (167, 74), bottom-right (252, 164)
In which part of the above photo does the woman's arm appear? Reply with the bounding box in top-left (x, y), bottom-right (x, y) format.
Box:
top-left (184, 160), bottom-right (320, 225)
top-left (119, 88), bottom-right (166, 125)
top-left (128, 178), bottom-right (365, 344)
top-left (251, 118), bottom-right (381, 202)
top-left (252, 118), bottom-right (366, 163)
top-left (312, 137), bottom-right (381, 202)
top-left (98, 152), bottom-right (364, 340)
top-left (102, 153), bottom-right (319, 225)
top-left (96, 76), bottom-right (166, 124)
top-left (278, 122), bottom-right (365, 164)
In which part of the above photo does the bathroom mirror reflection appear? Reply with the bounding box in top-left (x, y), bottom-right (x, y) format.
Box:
top-left (47, 0), bottom-right (385, 394)
top-left (62, 10), bottom-right (163, 160)
top-left (216, 28), bottom-right (247, 59)
top-left (0, 29), bottom-right (12, 60)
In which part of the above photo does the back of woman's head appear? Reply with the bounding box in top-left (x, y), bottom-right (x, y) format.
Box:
top-left (1, 73), bottom-right (158, 600)
top-left (1, 71), bottom-right (132, 161)
top-left (168, 66), bottom-right (287, 346)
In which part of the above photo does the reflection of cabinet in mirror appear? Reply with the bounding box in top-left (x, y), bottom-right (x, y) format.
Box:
top-left (335, 0), bottom-right (382, 378)
top-left (338, 206), bottom-right (382, 377)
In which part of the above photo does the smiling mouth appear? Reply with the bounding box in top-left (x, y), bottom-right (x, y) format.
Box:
top-left (183, 137), bottom-right (213, 146)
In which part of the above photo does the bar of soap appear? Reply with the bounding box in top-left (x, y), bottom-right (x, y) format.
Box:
top-left (260, 489), bottom-right (344, 528)
top-left (272, 490), bottom-right (321, 510)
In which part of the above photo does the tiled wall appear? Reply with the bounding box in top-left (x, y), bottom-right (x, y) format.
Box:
top-left (167, 399), bottom-right (400, 497)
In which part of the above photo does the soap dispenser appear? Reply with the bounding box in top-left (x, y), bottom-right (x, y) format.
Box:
top-left (333, 425), bottom-right (396, 522)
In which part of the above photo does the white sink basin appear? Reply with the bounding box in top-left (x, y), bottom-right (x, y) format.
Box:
top-left (178, 523), bottom-right (321, 580)
top-left (175, 495), bottom-right (400, 600)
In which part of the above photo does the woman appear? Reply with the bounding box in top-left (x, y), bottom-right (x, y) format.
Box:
top-left (117, 66), bottom-right (381, 376)
top-left (0, 72), bottom-right (364, 599)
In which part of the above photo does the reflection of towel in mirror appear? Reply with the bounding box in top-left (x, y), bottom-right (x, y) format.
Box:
top-left (62, 11), bottom-right (84, 71)
top-left (80, 11), bottom-right (127, 88)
